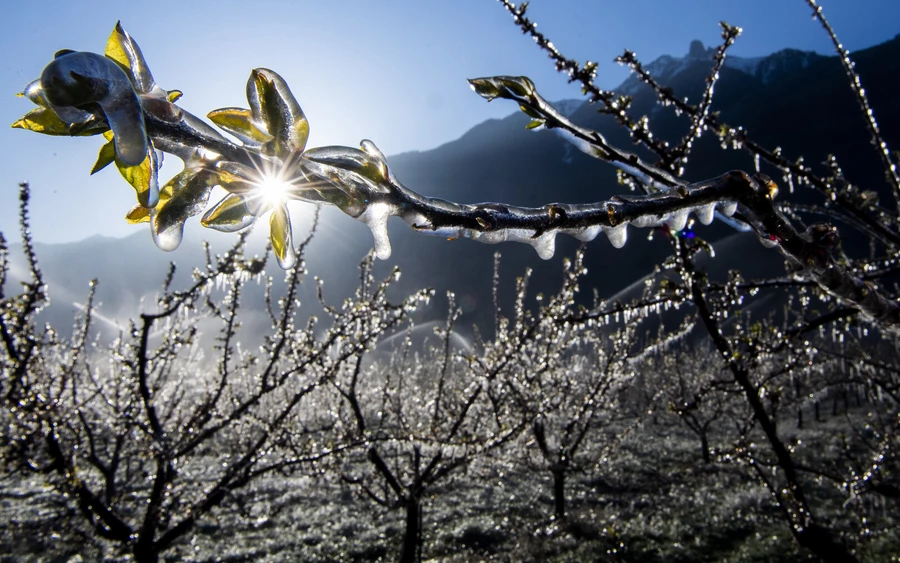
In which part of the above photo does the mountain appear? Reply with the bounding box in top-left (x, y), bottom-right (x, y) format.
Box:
top-left (7, 35), bottom-right (900, 338)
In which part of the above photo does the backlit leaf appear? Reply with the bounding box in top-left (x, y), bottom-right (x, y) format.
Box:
top-left (12, 108), bottom-right (78, 135)
top-left (104, 21), bottom-right (155, 93)
top-left (92, 136), bottom-right (116, 174)
top-left (152, 170), bottom-right (217, 250)
top-left (201, 193), bottom-right (261, 232)
top-left (248, 68), bottom-right (309, 156)
top-left (269, 203), bottom-right (294, 268)
top-left (126, 181), bottom-right (175, 224)
top-left (116, 147), bottom-right (159, 208)
top-left (208, 108), bottom-right (273, 146)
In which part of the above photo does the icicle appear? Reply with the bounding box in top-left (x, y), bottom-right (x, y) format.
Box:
top-left (665, 209), bottom-right (689, 231)
top-left (695, 203), bottom-right (716, 225)
top-left (529, 231), bottom-right (557, 260)
top-left (603, 223), bottom-right (628, 248)
top-left (151, 211), bottom-right (183, 252)
top-left (568, 224), bottom-right (601, 242)
top-left (718, 200), bottom-right (738, 217)
top-left (358, 202), bottom-right (393, 260)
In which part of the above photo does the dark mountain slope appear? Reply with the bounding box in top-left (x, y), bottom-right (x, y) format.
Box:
top-left (9, 35), bottom-right (899, 334)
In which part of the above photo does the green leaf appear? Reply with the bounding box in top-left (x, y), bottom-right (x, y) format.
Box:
top-left (519, 104), bottom-right (542, 119)
top-left (151, 170), bottom-right (217, 251)
top-left (126, 181), bottom-right (174, 224)
top-left (502, 76), bottom-right (535, 97)
top-left (468, 76), bottom-right (535, 101)
top-left (92, 138), bottom-right (116, 174)
top-left (208, 107), bottom-right (273, 146)
top-left (201, 193), bottom-right (261, 232)
top-left (525, 119), bottom-right (545, 130)
top-left (468, 78), bottom-right (502, 101)
top-left (302, 146), bottom-right (388, 185)
top-left (247, 68), bottom-right (309, 157)
top-left (269, 203), bottom-right (294, 269)
top-left (12, 108), bottom-right (78, 135)
top-left (104, 21), bottom-right (156, 93)
top-left (115, 146), bottom-right (159, 208)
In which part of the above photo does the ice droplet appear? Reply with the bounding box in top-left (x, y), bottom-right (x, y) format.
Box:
top-left (695, 203), bottom-right (716, 225)
top-left (359, 202), bottom-right (393, 260)
top-left (759, 234), bottom-right (778, 248)
top-left (530, 231), bottom-right (556, 260)
top-left (569, 225), bottom-right (601, 242)
top-left (629, 214), bottom-right (658, 229)
top-left (151, 217), bottom-right (183, 252)
top-left (718, 201), bottom-right (737, 217)
top-left (604, 223), bottom-right (628, 248)
top-left (666, 209), bottom-right (689, 231)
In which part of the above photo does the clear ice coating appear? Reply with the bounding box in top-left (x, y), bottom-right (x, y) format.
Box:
top-left (603, 223), bottom-right (628, 248)
top-left (359, 202), bottom-right (394, 260)
top-left (665, 209), bottom-right (690, 231)
top-left (14, 27), bottom-right (764, 268)
top-left (40, 51), bottom-right (148, 166)
top-left (695, 203), bottom-right (716, 225)
top-left (530, 231), bottom-right (557, 260)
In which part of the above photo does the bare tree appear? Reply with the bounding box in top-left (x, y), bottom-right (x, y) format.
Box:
top-left (6, 2), bottom-right (900, 560)
top-left (0, 187), bottom-right (430, 562)
top-left (329, 258), bottom-right (525, 562)
top-left (499, 251), bottom-right (670, 519)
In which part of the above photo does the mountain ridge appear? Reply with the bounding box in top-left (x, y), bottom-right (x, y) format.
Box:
top-left (7, 34), bottom-right (899, 335)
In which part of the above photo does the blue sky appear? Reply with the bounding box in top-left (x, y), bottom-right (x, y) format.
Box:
top-left (2, 0), bottom-right (899, 244)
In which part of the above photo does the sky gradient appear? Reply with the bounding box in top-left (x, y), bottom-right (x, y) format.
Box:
top-left (2, 0), bottom-right (899, 244)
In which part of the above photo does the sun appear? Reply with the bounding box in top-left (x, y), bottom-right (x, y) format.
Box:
top-left (249, 152), bottom-right (307, 210)
top-left (257, 173), bottom-right (293, 208)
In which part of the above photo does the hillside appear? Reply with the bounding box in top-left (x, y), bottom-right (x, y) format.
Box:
top-left (7, 35), bottom-right (899, 334)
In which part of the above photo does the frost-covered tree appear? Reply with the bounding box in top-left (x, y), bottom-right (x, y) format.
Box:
top-left (0, 187), bottom-right (430, 562)
top-left (496, 251), bottom-right (665, 519)
top-left (7, 0), bottom-right (900, 560)
top-left (327, 266), bottom-right (522, 563)
top-left (11, 11), bottom-right (900, 333)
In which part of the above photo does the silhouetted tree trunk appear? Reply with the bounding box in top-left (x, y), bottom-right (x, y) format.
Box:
top-left (134, 546), bottom-right (159, 563)
top-left (400, 497), bottom-right (422, 563)
top-left (552, 468), bottom-right (566, 518)
top-left (688, 250), bottom-right (859, 563)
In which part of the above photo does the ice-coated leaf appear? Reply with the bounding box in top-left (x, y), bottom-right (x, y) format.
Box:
top-left (12, 108), bottom-right (79, 135)
top-left (152, 170), bottom-right (217, 250)
top-left (468, 76), bottom-right (535, 102)
top-left (104, 21), bottom-right (156, 93)
top-left (201, 193), bottom-right (262, 232)
top-left (360, 139), bottom-right (387, 162)
top-left (519, 103), bottom-right (543, 119)
top-left (212, 161), bottom-right (261, 194)
top-left (40, 51), bottom-right (148, 165)
top-left (468, 78), bottom-right (502, 100)
top-left (103, 91), bottom-right (149, 166)
top-left (166, 89), bottom-right (183, 102)
top-left (92, 137), bottom-right (116, 174)
top-left (140, 96), bottom-right (183, 123)
top-left (19, 79), bottom-right (49, 108)
top-left (116, 146), bottom-right (159, 208)
top-left (269, 203), bottom-right (295, 268)
top-left (302, 145), bottom-right (389, 186)
top-left (247, 68), bottom-right (309, 157)
top-left (208, 108), bottom-right (273, 146)
top-left (126, 181), bottom-right (173, 224)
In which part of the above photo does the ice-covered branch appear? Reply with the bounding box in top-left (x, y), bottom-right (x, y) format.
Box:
top-left (11, 23), bottom-right (900, 329)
